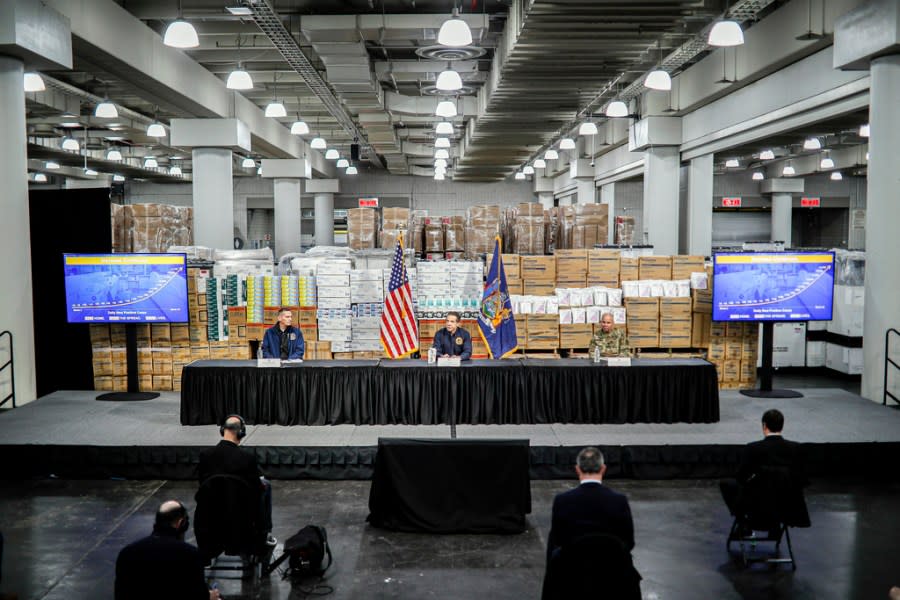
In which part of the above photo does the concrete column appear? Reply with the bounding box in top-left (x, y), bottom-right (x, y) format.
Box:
top-left (314, 193), bottom-right (334, 245)
top-left (575, 179), bottom-right (595, 205)
top-left (273, 179), bottom-right (302, 259)
top-left (192, 147), bottom-right (234, 249)
top-left (862, 54), bottom-right (900, 401)
top-left (770, 193), bottom-right (793, 246)
top-left (537, 192), bottom-right (554, 210)
top-left (642, 146), bottom-right (680, 255)
top-left (600, 183), bottom-right (616, 244)
top-left (0, 55), bottom-right (37, 405)
top-left (686, 154), bottom-right (713, 257)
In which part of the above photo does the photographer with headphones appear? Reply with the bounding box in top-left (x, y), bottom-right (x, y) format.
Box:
top-left (198, 415), bottom-right (274, 546)
top-left (115, 500), bottom-right (220, 600)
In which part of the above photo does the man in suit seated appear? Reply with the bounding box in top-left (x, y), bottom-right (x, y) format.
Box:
top-left (543, 447), bottom-right (642, 600)
top-left (720, 408), bottom-right (810, 533)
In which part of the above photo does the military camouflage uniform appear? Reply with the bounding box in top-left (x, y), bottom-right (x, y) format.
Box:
top-left (588, 327), bottom-right (630, 357)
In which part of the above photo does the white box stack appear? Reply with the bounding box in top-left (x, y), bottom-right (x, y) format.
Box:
top-left (350, 269), bottom-right (385, 304)
top-left (450, 261), bottom-right (484, 308)
top-left (828, 284), bottom-right (864, 337)
top-left (351, 316), bottom-right (383, 351)
top-left (767, 322), bottom-right (807, 368)
top-left (825, 342), bottom-right (863, 374)
top-left (316, 259), bottom-right (352, 310)
top-left (383, 267), bottom-right (418, 298)
top-left (318, 306), bottom-right (353, 353)
top-left (806, 341), bottom-right (826, 367)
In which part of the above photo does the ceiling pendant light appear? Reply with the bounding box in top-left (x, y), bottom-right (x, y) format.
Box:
top-left (782, 162), bottom-right (795, 176)
top-left (605, 101), bottom-right (629, 118)
top-left (534, 158), bottom-right (547, 169)
top-left (523, 165), bottom-right (535, 175)
top-left (752, 171), bottom-right (764, 181)
top-left (346, 166), bottom-right (358, 175)
top-left (144, 157), bottom-right (158, 168)
top-left (169, 165), bottom-right (182, 175)
top-left (290, 119), bottom-right (309, 135)
top-left (644, 69), bottom-right (672, 91)
top-left (819, 153), bottom-right (835, 169)
top-left (434, 158), bottom-right (448, 169)
top-left (559, 138), bottom-right (576, 150)
top-left (147, 122), bottom-right (166, 138)
top-left (325, 149), bottom-right (340, 160)
top-left (759, 149), bottom-right (775, 160)
top-left (437, 7), bottom-right (473, 47)
top-left (435, 122), bottom-right (454, 135)
top-left (434, 148), bottom-right (450, 160)
top-left (226, 67), bottom-right (253, 90)
top-left (514, 172), bottom-right (526, 180)
top-left (107, 148), bottom-right (123, 161)
top-left (579, 121), bottom-right (598, 136)
top-left (257, 166), bottom-right (263, 175)
top-left (434, 137), bottom-right (451, 148)
top-left (803, 137), bottom-right (822, 150)
top-left (61, 137), bottom-right (80, 151)
top-left (336, 159), bottom-right (349, 168)
top-left (830, 171), bottom-right (843, 181)
top-left (435, 165), bottom-right (447, 175)
top-left (163, 2), bottom-right (199, 49)
top-left (434, 172), bottom-right (446, 181)
top-left (544, 149), bottom-right (559, 160)
top-left (95, 100), bottom-right (118, 119)
top-left (45, 161), bottom-right (60, 170)
top-left (84, 168), bottom-right (99, 176)
top-left (113, 174), bottom-right (125, 182)
top-left (859, 123), bottom-right (870, 138)
top-left (866, 151), bottom-right (870, 161)
top-left (725, 158), bottom-right (739, 168)
top-left (241, 157), bottom-right (256, 168)
top-left (24, 72), bottom-right (45, 92)
top-left (310, 137), bottom-right (327, 149)
top-left (265, 100), bottom-right (287, 118)
top-left (34, 173), bottom-right (48, 182)
top-left (435, 100), bottom-right (457, 118)
top-left (708, 20), bottom-right (744, 47)
top-left (436, 67), bottom-right (463, 92)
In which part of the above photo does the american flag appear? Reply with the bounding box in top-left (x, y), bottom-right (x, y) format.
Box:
top-left (380, 237), bottom-right (419, 359)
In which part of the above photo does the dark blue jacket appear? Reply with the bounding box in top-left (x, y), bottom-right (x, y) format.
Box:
top-left (433, 327), bottom-right (472, 360)
top-left (261, 325), bottom-right (304, 359)
top-left (115, 528), bottom-right (210, 600)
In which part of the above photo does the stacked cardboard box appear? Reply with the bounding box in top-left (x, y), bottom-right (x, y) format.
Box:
top-left (639, 256), bottom-right (672, 280)
top-left (625, 297), bottom-right (659, 347)
top-left (513, 203), bottom-right (544, 255)
top-left (125, 204), bottom-right (193, 253)
top-left (409, 210), bottom-right (427, 255)
top-left (559, 323), bottom-right (592, 348)
top-left (620, 257), bottom-right (639, 282)
top-left (615, 215), bottom-right (636, 245)
top-left (423, 220), bottom-right (444, 254)
top-left (348, 208), bottom-right (377, 250)
top-left (555, 249), bottom-right (588, 288)
top-left (521, 255), bottom-right (555, 296)
top-left (304, 341), bottom-right (332, 360)
top-left (488, 253), bottom-right (522, 295)
top-left (659, 298), bottom-right (692, 347)
top-left (443, 216), bottom-right (466, 254)
top-left (525, 314), bottom-right (559, 349)
top-left (672, 256), bottom-right (705, 280)
top-left (587, 250), bottom-right (619, 287)
top-left (316, 260), bottom-right (352, 310)
top-left (350, 269), bottom-right (384, 304)
top-left (465, 205), bottom-right (501, 259)
top-left (571, 204), bottom-right (609, 249)
top-left (707, 322), bottom-right (759, 388)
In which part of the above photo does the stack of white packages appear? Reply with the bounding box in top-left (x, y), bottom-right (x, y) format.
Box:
top-left (316, 259), bottom-right (352, 310)
top-left (351, 315), bottom-right (383, 351)
top-left (350, 269), bottom-right (384, 304)
top-left (555, 286), bottom-right (626, 325)
top-left (620, 280), bottom-right (692, 298)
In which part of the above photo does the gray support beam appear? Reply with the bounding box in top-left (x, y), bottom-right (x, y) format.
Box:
top-left (192, 148), bottom-right (234, 250)
top-left (600, 183), bottom-right (616, 244)
top-left (273, 179), bottom-right (302, 259)
top-left (770, 193), bottom-right (793, 247)
top-left (686, 155), bottom-right (713, 257)
top-left (642, 147), bottom-right (680, 255)
top-left (314, 194), bottom-right (334, 246)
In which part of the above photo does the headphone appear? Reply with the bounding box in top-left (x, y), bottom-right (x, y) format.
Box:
top-left (175, 501), bottom-right (190, 534)
top-left (220, 414), bottom-right (247, 439)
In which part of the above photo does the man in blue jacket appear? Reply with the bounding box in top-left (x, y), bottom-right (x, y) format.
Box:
top-left (432, 311), bottom-right (472, 360)
top-left (261, 307), bottom-right (305, 359)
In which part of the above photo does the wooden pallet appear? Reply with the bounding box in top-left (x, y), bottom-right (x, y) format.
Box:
top-left (516, 348), bottom-right (560, 358)
top-left (634, 347), bottom-right (708, 358)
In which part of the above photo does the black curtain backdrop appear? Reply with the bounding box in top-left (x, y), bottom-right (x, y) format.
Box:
top-left (29, 189), bottom-right (112, 397)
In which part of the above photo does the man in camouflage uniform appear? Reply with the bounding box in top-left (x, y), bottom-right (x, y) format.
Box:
top-left (589, 312), bottom-right (630, 357)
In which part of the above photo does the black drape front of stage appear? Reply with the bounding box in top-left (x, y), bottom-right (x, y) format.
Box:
top-left (181, 358), bottom-right (719, 426)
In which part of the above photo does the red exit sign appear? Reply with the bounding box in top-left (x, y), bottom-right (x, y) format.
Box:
top-left (358, 198), bottom-right (379, 207)
top-left (801, 197), bottom-right (821, 207)
top-left (722, 197), bottom-right (742, 207)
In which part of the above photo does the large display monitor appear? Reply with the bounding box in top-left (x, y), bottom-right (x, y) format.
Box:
top-left (63, 253), bottom-right (189, 324)
top-left (712, 251), bottom-right (835, 322)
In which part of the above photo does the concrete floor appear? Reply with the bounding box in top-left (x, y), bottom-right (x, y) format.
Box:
top-left (2, 477), bottom-right (899, 600)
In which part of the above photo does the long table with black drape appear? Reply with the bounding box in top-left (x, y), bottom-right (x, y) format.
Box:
top-left (180, 358), bottom-right (719, 426)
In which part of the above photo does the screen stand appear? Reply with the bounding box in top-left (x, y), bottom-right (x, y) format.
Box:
top-left (96, 323), bottom-right (159, 401)
top-left (740, 322), bottom-right (803, 399)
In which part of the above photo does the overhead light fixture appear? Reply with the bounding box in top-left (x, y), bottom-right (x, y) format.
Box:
top-left (290, 120), bottom-right (309, 135)
top-left (752, 171), bottom-right (764, 181)
top-left (113, 174), bottom-right (125, 182)
top-left (95, 101), bottom-right (118, 119)
top-left (820, 154), bottom-right (835, 169)
top-left (708, 20), bottom-right (744, 47)
top-left (435, 149), bottom-right (450, 160)
top-left (257, 166), bottom-right (262, 175)
top-left (534, 158), bottom-right (547, 169)
top-left (33, 173), bottom-right (48, 182)
top-left (436, 68), bottom-right (463, 92)
top-left (60, 122), bottom-right (82, 128)
top-left (437, 7), bottom-right (473, 47)
top-left (310, 137), bottom-right (327, 150)
top-left (782, 163), bottom-right (796, 176)
top-left (61, 137), bottom-right (80, 151)
top-left (146, 122), bottom-right (166, 138)
top-left (226, 67), bottom-right (253, 90)
top-left (169, 165), bottom-right (182, 175)
top-left (24, 72), bottom-right (45, 92)
top-left (84, 168), bottom-right (99, 176)
top-left (434, 158), bottom-right (448, 169)
top-left (725, 158), bottom-right (739, 168)
top-left (605, 101), bottom-right (629, 118)
top-left (107, 149), bottom-right (123, 161)
top-left (435, 122), bottom-right (454, 135)
top-left (859, 123), bottom-right (870, 138)
top-left (759, 149), bottom-right (775, 160)
top-left (144, 157), bottom-right (158, 168)
top-left (346, 166), bottom-right (358, 175)
top-left (45, 161), bottom-right (60, 170)
top-left (803, 137), bottom-right (822, 150)
top-left (336, 159), bottom-right (349, 168)
top-left (559, 138), bottom-right (576, 150)
top-left (515, 172), bottom-right (526, 180)
top-left (241, 157), bottom-right (255, 168)
top-left (435, 165), bottom-right (447, 175)
top-left (265, 101), bottom-right (287, 118)
top-left (866, 151), bottom-right (869, 161)
top-left (523, 165), bottom-right (535, 175)
top-left (544, 149), bottom-right (559, 160)
top-left (435, 137), bottom-right (451, 148)
top-left (434, 172), bottom-right (446, 181)
top-left (830, 171), bottom-right (843, 180)
top-left (163, 20), bottom-right (199, 48)
top-left (325, 149), bottom-right (340, 160)
top-left (644, 69), bottom-right (672, 91)
top-left (225, 6), bottom-right (253, 16)
top-left (435, 100), bottom-right (457, 118)
top-left (579, 121), bottom-right (598, 136)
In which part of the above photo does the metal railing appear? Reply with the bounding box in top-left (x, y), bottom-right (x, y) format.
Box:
top-left (0, 330), bottom-right (14, 409)
top-left (885, 328), bottom-right (900, 407)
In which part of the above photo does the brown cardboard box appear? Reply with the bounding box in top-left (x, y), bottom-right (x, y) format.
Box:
top-left (741, 339), bottom-right (758, 362)
top-left (135, 324), bottom-right (151, 348)
top-left (151, 348), bottom-right (173, 375)
top-left (191, 344), bottom-right (210, 360)
top-left (112, 376), bottom-right (128, 392)
top-left (227, 307), bottom-right (247, 327)
top-left (639, 256), bottom-right (673, 280)
top-left (629, 333), bottom-right (660, 348)
top-left (93, 376), bottom-right (113, 391)
top-left (110, 324), bottom-right (126, 346)
top-left (726, 323), bottom-right (745, 338)
top-left (152, 375), bottom-right (173, 391)
top-left (150, 324), bottom-right (171, 347)
top-left (710, 360), bottom-right (725, 382)
top-left (172, 346), bottom-right (192, 363)
top-left (691, 289), bottom-right (712, 313)
top-left (588, 250), bottom-right (620, 281)
top-left (444, 224), bottom-right (465, 252)
top-left (486, 254), bottom-right (521, 280)
top-left (723, 360), bottom-right (741, 382)
top-left (672, 255), bottom-right (706, 280)
top-left (333, 352), bottom-right (354, 360)
top-left (659, 297), bottom-right (692, 318)
top-left (424, 225), bottom-right (444, 252)
top-left (524, 280), bottom-right (556, 296)
top-left (299, 324), bottom-right (318, 342)
top-left (707, 342), bottom-right (726, 361)
top-left (624, 297), bottom-right (660, 319)
top-left (559, 324), bottom-right (592, 348)
top-left (691, 313), bottom-right (711, 348)
top-left (555, 275), bottom-right (587, 288)
top-left (382, 207), bottom-right (410, 228)
top-left (626, 317), bottom-right (660, 334)
top-left (526, 315), bottom-right (559, 349)
top-left (92, 348), bottom-right (112, 376)
top-left (230, 344), bottom-right (250, 359)
top-left (725, 339), bottom-right (743, 360)
top-left (247, 324), bottom-right (267, 341)
top-left (90, 325), bottom-right (110, 348)
top-left (555, 249), bottom-right (588, 274)
top-left (139, 374), bottom-right (153, 392)
top-left (295, 308), bottom-right (318, 325)
top-left (521, 256), bottom-right (556, 281)
top-left (137, 348), bottom-right (153, 374)
top-left (620, 257), bottom-right (639, 281)
top-left (740, 360), bottom-right (757, 382)
top-left (710, 322), bottom-right (727, 338)
top-left (170, 324), bottom-right (190, 344)
top-left (659, 333), bottom-right (692, 348)
top-left (506, 278), bottom-right (523, 295)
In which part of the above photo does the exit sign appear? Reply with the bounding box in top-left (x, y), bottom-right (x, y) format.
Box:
top-left (358, 198), bottom-right (379, 207)
top-left (722, 197), bottom-right (742, 207)
top-left (801, 197), bottom-right (821, 207)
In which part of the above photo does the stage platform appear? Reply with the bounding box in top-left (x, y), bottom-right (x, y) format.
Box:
top-left (3, 387), bottom-right (900, 480)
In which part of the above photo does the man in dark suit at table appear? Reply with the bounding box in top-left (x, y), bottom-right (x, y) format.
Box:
top-left (543, 447), bottom-right (642, 600)
top-left (432, 311), bottom-right (472, 360)
top-left (261, 307), bottom-right (304, 360)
